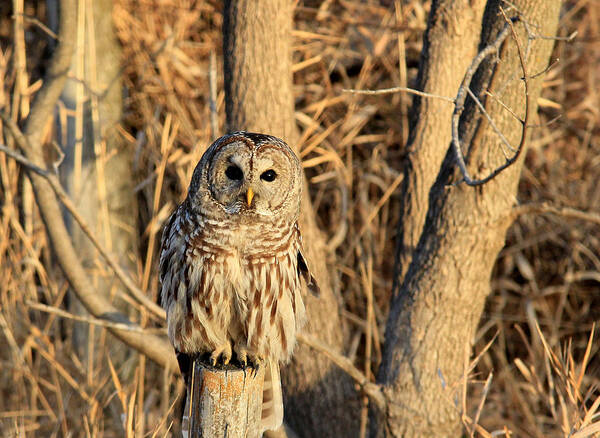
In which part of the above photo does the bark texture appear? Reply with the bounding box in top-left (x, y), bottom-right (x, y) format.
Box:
top-left (223, 0), bottom-right (296, 141)
top-left (223, 1), bottom-right (358, 436)
top-left (376, 1), bottom-right (562, 437)
top-left (394, 0), bottom-right (487, 285)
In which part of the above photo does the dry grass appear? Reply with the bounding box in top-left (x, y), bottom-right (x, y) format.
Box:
top-left (1, 0), bottom-right (599, 436)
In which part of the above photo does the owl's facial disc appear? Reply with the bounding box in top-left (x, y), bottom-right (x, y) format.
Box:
top-left (248, 146), bottom-right (298, 216)
top-left (206, 140), bottom-right (299, 217)
top-left (206, 141), bottom-right (251, 212)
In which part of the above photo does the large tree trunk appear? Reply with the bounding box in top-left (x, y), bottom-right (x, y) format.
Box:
top-left (393, 0), bottom-right (487, 283)
top-left (56, 0), bottom-right (138, 366)
top-left (375, 1), bottom-right (561, 437)
top-left (223, 1), bottom-right (358, 436)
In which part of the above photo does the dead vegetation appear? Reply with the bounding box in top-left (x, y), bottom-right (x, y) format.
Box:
top-left (0, 0), bottom-right (599, 436)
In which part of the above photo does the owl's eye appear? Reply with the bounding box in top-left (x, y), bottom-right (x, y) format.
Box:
top-left (225, 165), bottom-right (243, 181)
top-left (260, 169), bottom-right (277, 182)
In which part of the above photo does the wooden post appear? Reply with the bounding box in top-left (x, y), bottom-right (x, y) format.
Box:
top-left (182, 358), bottom-right (265, 438)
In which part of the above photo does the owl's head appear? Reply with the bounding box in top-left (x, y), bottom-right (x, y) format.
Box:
top-left (188, 132), bottom-right (303, 221)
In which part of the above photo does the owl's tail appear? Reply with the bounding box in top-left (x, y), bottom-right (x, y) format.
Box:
top-left (261, 360), bottom-right (284, 431)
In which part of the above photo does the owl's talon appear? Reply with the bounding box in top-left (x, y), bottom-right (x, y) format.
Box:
top-left (235, 344), bottom-right (262, 369)
top-left (251, 355), bottom-right (264, 369)
top-left (210, 343), bottom-right (232, 366)
top-left (236, 347), bottom-right (248, 368)
top-left (235, 345), bottom-right (263, 369)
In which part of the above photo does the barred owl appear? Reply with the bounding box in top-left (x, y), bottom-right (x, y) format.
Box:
top-left (159, 132), bottom-right (318, 430)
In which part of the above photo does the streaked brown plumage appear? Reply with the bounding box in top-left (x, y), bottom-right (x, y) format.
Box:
top-left (159, 132), bottom-right (317, 430)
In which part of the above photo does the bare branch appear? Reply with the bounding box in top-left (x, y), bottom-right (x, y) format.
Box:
top-left (532, 31), bottom-right (577, 41)
top-left (0, 143), bottom-right (50, 176)
top-left (512, 202), bottom-right (600, 225)
top-left (465, 86), bottom-right (517, 153)
top-left (529, 57), bottom-right (559, 79)
top-left (26, 301), bottom-right (167, 334)
top-left (297, 333), bottom-right (386, 410)
top-left (484, 89), bottom-right (523, 123)
top-left (343, 86), bottom-right (455, 103)
top-left (14, 13), bottom-right (59, 40)
top-left (346, 13), bottom-right (547, 188)
top-left (451, 13), bottom-right (531, 186)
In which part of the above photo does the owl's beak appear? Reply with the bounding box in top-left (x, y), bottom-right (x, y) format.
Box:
top-left (246, 187), bottom-right (254, 206)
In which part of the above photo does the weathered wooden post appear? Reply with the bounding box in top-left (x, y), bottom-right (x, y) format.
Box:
top-left (182, 357), bottom-right (266, 438)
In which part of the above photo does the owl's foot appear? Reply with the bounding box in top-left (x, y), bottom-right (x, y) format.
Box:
top-left (234, 344), bottom-right (263, 369)
top-left (210, 342), bottom-right (232, 366)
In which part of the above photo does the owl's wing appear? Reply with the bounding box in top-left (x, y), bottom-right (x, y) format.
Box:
top-left (159, 206), bottom-right (194, 381)
top-left (159, 208), bottom-right (179, 289)
top-left (297, 245), bottom-right (320, 297)
top-left (294, 223), bottom-right (319, 296)
top-left (159, 205), bottom-right (197, 422)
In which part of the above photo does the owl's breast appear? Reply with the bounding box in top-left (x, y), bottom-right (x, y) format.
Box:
top-left (223, 250), bottom-right (251, 299)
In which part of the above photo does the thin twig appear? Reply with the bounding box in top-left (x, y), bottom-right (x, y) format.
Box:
top-left (0, 143), bottom-right (50, 176)
top-left (343, 86), bottom-right (455, 103)
top-left (466, 86), bottom-right (517, 153)
top-left (297, 333), bottom-right (386, 409)
top-left (14, 13), bottom-right (59, 40)
top-left (27, 301), bottom-right (167, 334)
top-left (484, 89), bottom-right (523, 123)
top-left (451, 12), bottom-right (531, 186)
top-left (529, 57), bottom-right (559, 79)
top-left (525, 114), bottom-right (561, 129)
top-left (512, 202), bottom-right (600, 225)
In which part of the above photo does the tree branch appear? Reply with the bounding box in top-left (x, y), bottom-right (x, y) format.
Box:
top-left (342, 86), bottom-right (455, 103)
top-left (451, 15), bottom-right (531, 186)
top-left (26, 301), bottom-right (166, 334)
top-left (347, 13), bottom-right (543, 188)
top-left (297, 333), bottom-right (386, 410)
top-left (512, 202), bottom-right (600, 225)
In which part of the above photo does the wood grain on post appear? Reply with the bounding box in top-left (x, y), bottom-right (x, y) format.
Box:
top-left (184, 358), bottom-right (265, 438)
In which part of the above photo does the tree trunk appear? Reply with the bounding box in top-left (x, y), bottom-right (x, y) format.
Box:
top-left (56, 0), bottom-right (138, 366)
top-left (393, 0), bottom-right (487, 283)
top-left (223, 1), bottom-right (358, 436)
top-left (375, 1), bottom-right (561, 437)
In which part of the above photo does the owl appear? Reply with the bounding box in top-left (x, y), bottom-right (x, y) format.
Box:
top-left (159, 131), bottom-right (318, 431)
